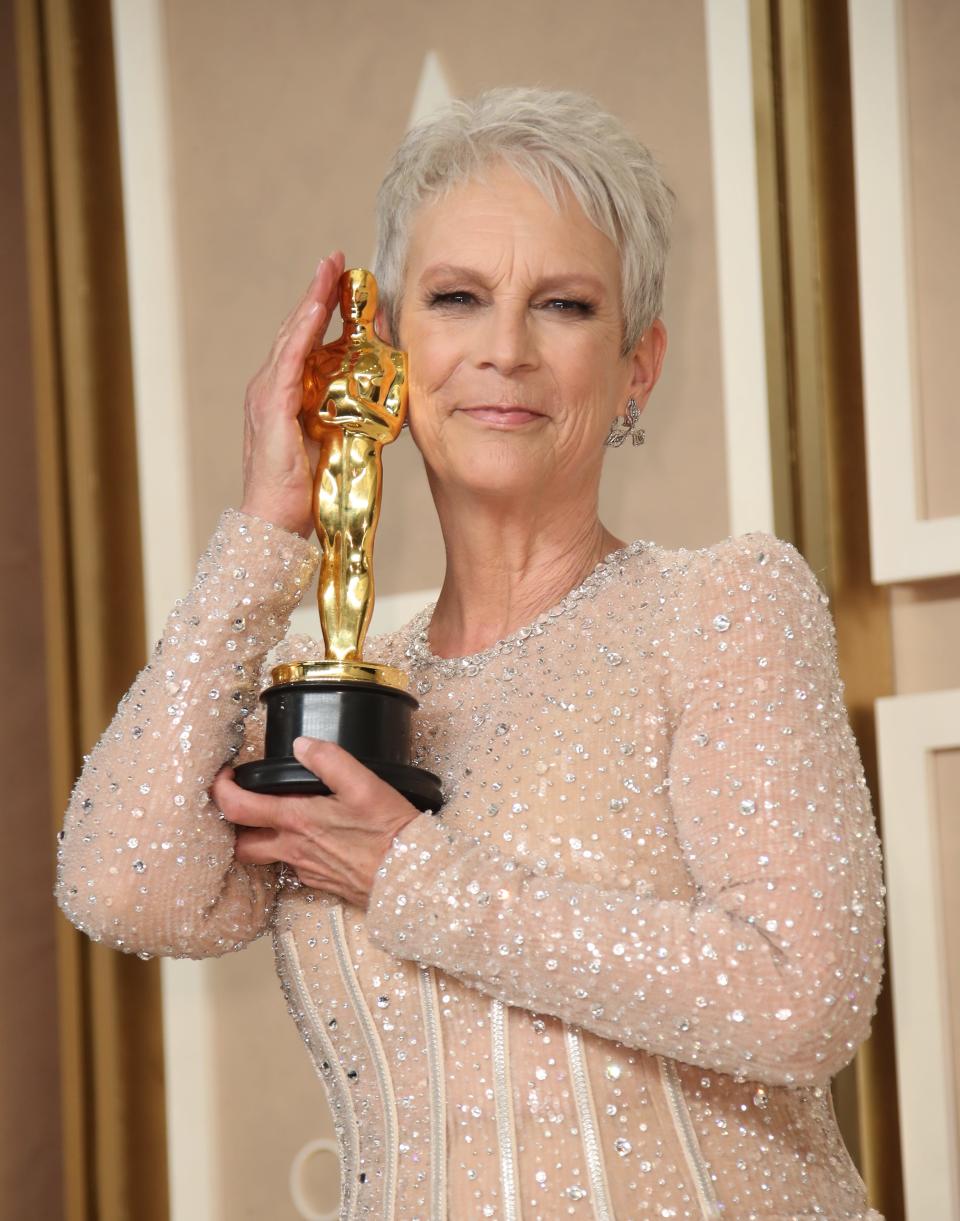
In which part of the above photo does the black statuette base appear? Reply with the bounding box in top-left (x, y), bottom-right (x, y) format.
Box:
top-left (233, 678), bottom-right (443, 813)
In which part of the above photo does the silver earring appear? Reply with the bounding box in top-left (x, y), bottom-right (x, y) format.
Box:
top-left (605, 398), bottom-right (646, 447)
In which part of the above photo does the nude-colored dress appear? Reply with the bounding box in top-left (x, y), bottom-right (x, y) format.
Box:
top-left (56, 510), bottom-right (886, 1220)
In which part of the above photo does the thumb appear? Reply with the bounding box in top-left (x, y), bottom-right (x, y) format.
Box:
top-left (292, 736), bottom-right (371, 797)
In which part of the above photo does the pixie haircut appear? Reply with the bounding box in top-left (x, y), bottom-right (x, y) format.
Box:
top-left (373, 86), bottom-right (674, 353)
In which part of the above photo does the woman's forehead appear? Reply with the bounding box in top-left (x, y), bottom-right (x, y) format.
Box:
top-left (405, 165), bottom-right (619, 281)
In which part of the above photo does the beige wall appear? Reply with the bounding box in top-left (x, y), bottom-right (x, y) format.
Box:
top-left (890, 578), bottom-right (960, 695)
top-left (902, 0), bottom-right (960, 520)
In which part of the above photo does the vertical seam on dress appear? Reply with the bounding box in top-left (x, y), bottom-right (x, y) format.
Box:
top-left (418, 966), bottom-right (447, 1220)
top-left (490, 999), bottom-right (522, 1221)
top-left (329, 907), bottom-right (398, 1220)
top-left (276, 929), bottom-right (359, 1221)
top-left (564, 1026), bottom-right (615, 1221)
top-left (657, 1056), bottom-right (722, 1219)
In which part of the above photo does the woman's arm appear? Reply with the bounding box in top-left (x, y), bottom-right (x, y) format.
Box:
top-left (366, 535), bottom-right (885, 1086)
top-left (55, 510), bottom-right (318, 958)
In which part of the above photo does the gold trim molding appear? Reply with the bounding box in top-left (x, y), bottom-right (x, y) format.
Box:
top-left (748, 3), bottom-right (903, 1216)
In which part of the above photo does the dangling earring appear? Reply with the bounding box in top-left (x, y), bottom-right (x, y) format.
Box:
top-left (605, 398), bottom-right (646, 447)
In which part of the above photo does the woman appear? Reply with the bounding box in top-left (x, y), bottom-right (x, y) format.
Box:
top-left (56, 88), bottom-right (884, 1219)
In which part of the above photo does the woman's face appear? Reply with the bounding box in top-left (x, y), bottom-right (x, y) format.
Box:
top-left (397, 161), bottom-right (665, 506)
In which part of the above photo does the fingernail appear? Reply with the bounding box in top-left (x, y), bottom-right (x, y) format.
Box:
top-left (316, 252), bottom-right (339, 276)
top-left (307, 301), bottom-right (320, 315)
top-left (293, 736), bottom-right (308, 758)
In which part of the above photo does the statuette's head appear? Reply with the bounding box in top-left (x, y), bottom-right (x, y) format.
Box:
top-left (341, 268), bottom-right (378, 326)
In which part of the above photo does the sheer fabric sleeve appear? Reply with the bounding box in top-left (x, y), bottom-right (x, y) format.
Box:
top-left (366, 535), bottom-right (885, 1085)
top-left (55, 510), bottom-right (318, 959)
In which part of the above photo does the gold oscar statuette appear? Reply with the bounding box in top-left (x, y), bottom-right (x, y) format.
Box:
top-left (234, 269), bottom-right (442, 811)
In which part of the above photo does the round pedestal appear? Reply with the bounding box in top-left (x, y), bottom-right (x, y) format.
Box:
top-left (233, 678), bottom-right (443, 812)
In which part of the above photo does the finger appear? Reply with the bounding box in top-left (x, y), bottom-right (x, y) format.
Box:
top-left (276, 253), bottom-right (335, 333)
top-left (275, 253), bottom-right (343, 350)
top-left (274, 305), bottom-right (327, 385)
top-left (273, 284), bottom-right (342, 388)
top-left (212, 769), bottom-right (288, 829)
top-left (270, 253), bottom-right (348, 394)
top-left (233, 826), bottom-right (285, 866)
top-left (292, 736), bottom-right (379, 799)
top-left (306, 249), bottom-right (344, 316)
top-left (210, 766), bottom-right (235, 811)
top-left (319, 250), bottom-right (345, 326)
top-left (305, 253), bottom-right (343, 318)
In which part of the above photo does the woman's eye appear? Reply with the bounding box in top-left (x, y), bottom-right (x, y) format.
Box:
top-left (542, 298), bottom-right (595, 316)
top-left (427, 290), bottom-right (477, 308)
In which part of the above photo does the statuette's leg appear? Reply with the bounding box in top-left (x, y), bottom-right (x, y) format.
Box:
top-left (341, 437), bottom-right (382, 659)
top-left (314, 431), bottom-right (350, 660)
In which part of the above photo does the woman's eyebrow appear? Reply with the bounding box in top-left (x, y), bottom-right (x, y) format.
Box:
top-left (535, 273), bottom-right (607, 298)
top-left (419, 264), bottom-right (607, 297)
top-left (419, 263), bottom-right (488, 287)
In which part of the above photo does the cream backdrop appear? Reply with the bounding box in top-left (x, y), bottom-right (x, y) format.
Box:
top-left (883, 0), bottom-right (960, 683)
top-left (901, 0), bottom-right (960, 522)
top-left (113, 1), bottom-right (775, 1216)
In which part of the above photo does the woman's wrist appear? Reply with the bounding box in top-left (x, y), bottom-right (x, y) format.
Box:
top-left (238, 501), bottom-right (312, 540)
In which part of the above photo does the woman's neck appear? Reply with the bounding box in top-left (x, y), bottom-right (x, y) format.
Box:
top-left (426, 490), bottom-right (624, 659)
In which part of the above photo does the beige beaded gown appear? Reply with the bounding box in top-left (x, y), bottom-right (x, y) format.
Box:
top-left (56, 511), bottom-right (885, 1220)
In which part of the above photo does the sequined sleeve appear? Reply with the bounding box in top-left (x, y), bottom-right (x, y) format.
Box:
top-left (55, 510), bottom-right (319, 958)
top-left (366, 535), bottom-right (885, 1086)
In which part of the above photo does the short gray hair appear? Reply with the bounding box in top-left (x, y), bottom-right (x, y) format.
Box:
top-left (373, 87), bottom-right (674, 353)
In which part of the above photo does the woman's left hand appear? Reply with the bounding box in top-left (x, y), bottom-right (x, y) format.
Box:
top-left (212, 737), bottom-right (421, 908)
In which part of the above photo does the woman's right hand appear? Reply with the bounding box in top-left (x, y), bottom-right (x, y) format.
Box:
top-left (239, 251), bottom-right (346, 538)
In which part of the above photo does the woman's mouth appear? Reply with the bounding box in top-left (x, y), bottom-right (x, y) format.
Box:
top-left (457, 405), bottom-right (544, 428)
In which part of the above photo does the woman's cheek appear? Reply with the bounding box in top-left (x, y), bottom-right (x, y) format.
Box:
top-left (408, 320), bottom-right (461, 392)
top-left (405, 372), bottom-right (447, 449)
top-left (554, 385), bottom-right (619, 460)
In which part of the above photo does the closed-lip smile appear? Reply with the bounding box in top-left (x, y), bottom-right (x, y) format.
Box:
top-left (457, 404), bottom-right (545, 427)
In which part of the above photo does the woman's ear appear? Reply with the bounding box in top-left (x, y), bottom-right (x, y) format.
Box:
top-left (627, 319), bottom-right (668, 408)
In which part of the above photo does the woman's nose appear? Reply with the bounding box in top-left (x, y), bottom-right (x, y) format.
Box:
top-left (473, 303), bottom-right (539, 375)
